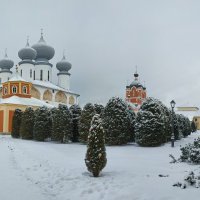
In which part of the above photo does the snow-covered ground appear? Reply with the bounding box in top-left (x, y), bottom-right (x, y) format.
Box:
top-left (1, 133), bottom-right (200, 200)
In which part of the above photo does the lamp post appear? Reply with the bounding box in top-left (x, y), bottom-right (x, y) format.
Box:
top-left (170, 100), bottom-right (176, 147)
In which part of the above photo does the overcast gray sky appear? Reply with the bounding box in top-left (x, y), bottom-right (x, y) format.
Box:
top-left (1, 0), bottom-right (200, 107)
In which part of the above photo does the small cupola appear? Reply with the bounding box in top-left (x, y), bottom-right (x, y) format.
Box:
top-left (2, 66), bottom-right (32, 99)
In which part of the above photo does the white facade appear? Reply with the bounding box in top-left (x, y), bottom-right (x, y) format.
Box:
top-left (0, 71), bottom-right (12, 83)
top-left (33, 84), bottom-right (79, 106)
top-left (34, 64), bottom-right (52, 82)
top-left (18, 63), bottom-right (34, 81)
top-left (58, 73), bottom-right (70, 90)
top-left (0, 33), bottom-right (79, 107)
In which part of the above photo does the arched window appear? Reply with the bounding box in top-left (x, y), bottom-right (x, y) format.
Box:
top-left (34, 71), bottom-right (35, 80)
top-left (21, 70), bottom-right (22, 76)
top-left (30, 69), bottom-right (32, 78)
top-left (69, 96), bottom-right (75, 105)
top-left (12, 85), bottom-right (17, 94)
top-left (22, 86), bottom-right (27, 94)
top-left (3, 87), bottom-right (7, 95)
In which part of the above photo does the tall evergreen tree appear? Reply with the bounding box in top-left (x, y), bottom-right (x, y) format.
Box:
top-left (94, 104), bottom-right (104, 116)
top-left (11, 109), bottom-right (22, 138)
top-left (176, 114), bottom-right (184, 139)
top-left (174, 113), bottom-right (182, 140)
top-left (135, 97), bottom-right (165, 146)
top-left (70, 104), bottom-right (82, 142)
top-left (51, 104), bottom-right (73, 143)
top-left (20, 107), bottom-right (34, 140)
top-left (102, 97), bottom-right (130, 145)
top-left (79, 103), bottom-right (96, 143)
top-left (160, 104), bottom-right (172, 142)
top-left (85, 114), bottom-right (107, 177)
top-left (185, 117), bottom-right (191, 136)
top-left (191, 120), bottom-right (197, 133)
top-left (33, 106), bottom-right (51, 141)
top-left (127, 106), bottom-right (136, 142)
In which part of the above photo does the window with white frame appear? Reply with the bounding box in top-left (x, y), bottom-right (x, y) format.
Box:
top-left (12, 85), bottom-right (17, 94)
top-left (22, 86), bottom-right (27, 94)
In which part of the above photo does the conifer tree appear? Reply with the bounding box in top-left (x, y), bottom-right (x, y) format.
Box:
top-left (20, 107), bottom-right (34, 140)
top-left (160, 105), bottom-right (172, 142)
top-left (185, 117), bottom-right (191, 136)
top-left (51, 104), bottom-right (73, 143)
top-left (102, 97), bottom-right (130, 145)
top-left (174, 113), bottom-right (182, 140)
top-left (94, 104), bottom-right (104, 116)
top-left (11, 109), bottom-right (22, 138)
top-left (85, 114), bottom-right (107, 177)
top-left (135, 97), bottom-right (165, 146)
top-left (33, 106), bottom-right (51, 141)
top-left (127, 106), bottom-right (136, 142)
top-left (50, 107), bottom-right (57, 137)
top-left (191, 120), bottom-right (197, 132)
top-left (79, 103), bottom-right (96, 143)
top-left (69, 104), bottom-right (82, 142)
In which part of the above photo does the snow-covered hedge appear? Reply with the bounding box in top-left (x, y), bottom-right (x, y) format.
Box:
top-left (85, 114), bottom-right (107, 177)
top-left (33, 106), bottom-right (52, 141)
top-left (11, 109), bottom-right (22, 138)
top-left (20, 107), bottom-right (34, 140)
top-left (70, 104), bottom-right (82, 142)
top-left (102, 97), bottom-right (132, 145)
top-left (135, 98), bottom-right (166, 146)
top-left (79, 103), bottom-right (96, 143)
top-left (135, 97), bottom-right (191, 147)
top-left (51, 104), bottom-right (73, 143)
top-left (180, 138), bottom-right (200, 164)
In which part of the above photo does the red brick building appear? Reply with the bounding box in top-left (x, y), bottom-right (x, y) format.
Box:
top-left (126, 71), bottom-right (147, 112)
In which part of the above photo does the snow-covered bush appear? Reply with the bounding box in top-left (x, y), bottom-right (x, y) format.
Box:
top-left (51, 104), bottom-right (73, 143)
top-left (20, 107), bottom-right (34, 140)
top-left (181, 115), bottom-right (191, 137)
top-left (173, 171), bottom-right (200, 189)
top-left (176, 114), bottom-right (184, 139)
top-left (127, 106), bottom-right (136, 142)
top-left (184, 117), bottom-right (192, 136)
top-left (70, 104), bottom-right (82, 142)
top-left (180, 138), bottom-right (200, 164)
top-left (85, 114), bottom-right (107, 177)
top-left (191, 121), bottom-right (197, 133)
top-left (102, 97), bottom-right (130, 145)
top-left (159, 104), bottom-right (172, 142)
top-left (33, 106), bottom-right (51, 142)
top-left (11, 109), bottom-right (23, 138)
top-left (79, 103), bottom-right (96, 143)
top-left (135, 97), bottom-right (165, 146)
top-left (173, 113), bottom-right (182, 140)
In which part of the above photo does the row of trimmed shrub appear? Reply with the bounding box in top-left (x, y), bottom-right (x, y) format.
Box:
top-left (11, 97), bottom-right (193, 146)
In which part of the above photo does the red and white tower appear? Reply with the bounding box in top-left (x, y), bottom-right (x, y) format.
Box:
top-left (126, 69), bottom-right (147, 111)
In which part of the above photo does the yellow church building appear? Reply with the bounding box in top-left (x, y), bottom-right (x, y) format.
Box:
top-left (0, 73), bottom-right (53, 134)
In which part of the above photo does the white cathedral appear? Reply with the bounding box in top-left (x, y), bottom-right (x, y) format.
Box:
top-left (0, 31), bottom-right (79, 107)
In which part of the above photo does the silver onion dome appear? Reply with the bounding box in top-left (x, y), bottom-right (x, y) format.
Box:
top-left (128, 70), bottom-right (145, 89)
top-left (56, 54), bottom-right (72, 72)
top-left (0, 50), bottom-right (14, 70)
top-left (32, 31), bottom-right (55, 61)
top-left (18, 38), bottom-right (37, 60)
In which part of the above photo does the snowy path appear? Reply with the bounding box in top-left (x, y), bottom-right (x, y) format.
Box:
top-left (0, 133), bottom-right (200, 200)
